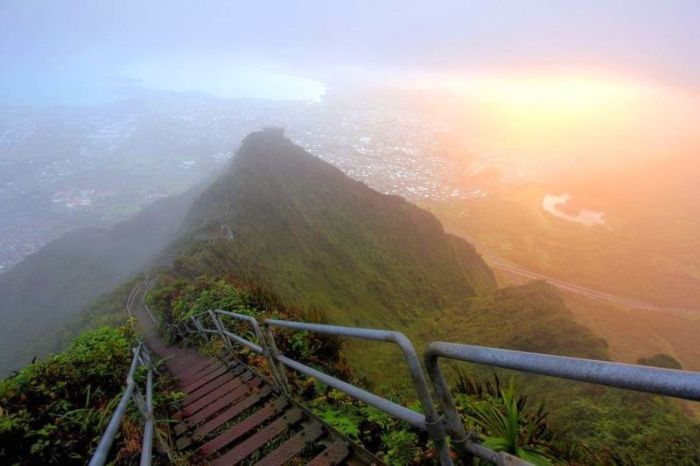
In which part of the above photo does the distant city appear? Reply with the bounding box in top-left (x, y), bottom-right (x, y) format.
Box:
top-left (0, 92), bottom-right (538, 272)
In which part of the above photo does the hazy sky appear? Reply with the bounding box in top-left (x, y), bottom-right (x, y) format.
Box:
top-left (1, 0), bottom-right (699, 104)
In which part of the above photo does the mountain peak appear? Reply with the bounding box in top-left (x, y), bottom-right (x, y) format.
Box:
top-left (173, 131), bottom-right (496, 326)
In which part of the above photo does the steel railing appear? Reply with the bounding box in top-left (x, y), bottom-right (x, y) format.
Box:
top-left (265, 319), bottom-right (453, 466)
top-left (176, 312), bottom-right (464, 465)
top-left (209, 309), bottom-right (291, 394)
top-left (125, 277), bottom-right (157, 326)
top-left (89, 343), bottom-right (158, 466)
top-left (171, 311), bottom-right (700, 466)
top-left (424, 341), bottom-right (700, 465)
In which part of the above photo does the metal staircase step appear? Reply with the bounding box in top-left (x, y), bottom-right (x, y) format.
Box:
top-left (253, 421), bottom-right (324, 466)
top-left (210, 408), bottom-right (303, 466)
top-left (183, 372), bottom-right (238, 404)
top-left (180, 366), bottom-right (229, 392)
top-left (180, 372), bottom-right (253, 415)
top-left (161, 348), bottom-right (375, 465)
top-left (198, 395), bottom-right (285, 456)
top-left (307, 441), bottom-right (351, 465)
top-left (182, 366), bottom-right (247, 406)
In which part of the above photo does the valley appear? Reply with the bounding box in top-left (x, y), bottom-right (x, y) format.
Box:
top-left (424, 172), bottom-right (700, 373)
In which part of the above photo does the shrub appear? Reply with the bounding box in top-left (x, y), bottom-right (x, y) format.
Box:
top-left (0, 325), bottom-right (135, 464)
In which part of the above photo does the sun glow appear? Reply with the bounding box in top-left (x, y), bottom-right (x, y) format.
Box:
top-left (444, 74), bottom-right (644, 115)
top-left (411, 72), bottom-right (700, 168)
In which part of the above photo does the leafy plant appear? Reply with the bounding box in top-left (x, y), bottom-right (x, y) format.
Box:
top-left (318, 407), bottom-right (362, 439)
top-left (381, 430), bottom-right (421, 465)
top-left (0, 326), bottom-right (135, 464)
top-left (360, 405), bottom-right (394, 430)
top-left (457, 375), bottom-right (556, 465)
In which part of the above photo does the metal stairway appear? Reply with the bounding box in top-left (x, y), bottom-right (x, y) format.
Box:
top-left (89, 281), bottom-right (700, 466)
top-left (164, 347), bottom-right (372, 465)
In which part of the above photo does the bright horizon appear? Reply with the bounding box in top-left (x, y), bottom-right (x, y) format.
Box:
top-left (408, 70), bottom-right (700, 167)
top-left (3, 1), bottom-right (699, 167)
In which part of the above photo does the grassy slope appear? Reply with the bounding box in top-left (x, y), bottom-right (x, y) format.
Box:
top-left (0, 191), bottom-right (195, 376)
top-left (161, 130), bottom-right (496, 328)
top-left (149, 131), bottom-right (615, 402)
top-left (344, 280), bottom-right (608, 390)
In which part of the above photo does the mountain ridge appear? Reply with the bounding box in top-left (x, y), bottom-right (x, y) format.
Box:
top-left (159, 129), bottom-right (496, 326)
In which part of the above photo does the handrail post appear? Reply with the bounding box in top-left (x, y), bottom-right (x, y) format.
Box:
top-left (181, 320), bottom-right (194, 339)
top-left (263, 320), bottom-right (453, 466)
top-left (190, 315), bottom-right (209, 343)
top-left (130, 349), bottom-right (149, 418)
top-left (240, 313), bottom-right (290, 395)
top-left (389, 333), bottom-right (452, 466)
top-left (425, 347), bottom-right (474, 465)
top-left (140, 346), bottom-right (160, 376)
top-left (213, 310), bottom-right (290, 395)
top-left (262, 325), bottom-right (291, 395)
top-left (209, 310), bottom-right (235, 355)
top-left (140, 369), bottom-right (154, 466)
top-left (88, 343), bottom-right (143, 466)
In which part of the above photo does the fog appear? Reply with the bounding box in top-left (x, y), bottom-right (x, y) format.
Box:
top-left (2, 1), bottom-right (700, 103)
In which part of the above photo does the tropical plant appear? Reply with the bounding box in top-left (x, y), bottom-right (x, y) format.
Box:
top-left (455, 372), bottom-right (556, 465)
top-left (381, 430), bottom-right (421, 465)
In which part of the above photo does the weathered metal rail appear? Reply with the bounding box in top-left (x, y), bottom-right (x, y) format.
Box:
top-left (118, 309), bottom-right (379, 465)
top-left (424, 341), bottom-right (700, 465)
top-left (95, 302), bottom-right (700, 466)
top-left (88, 343), bottom-right (158, 466)
top-left (265, 319), bottom-right (453, 465)
top-left (178, 310), bottom-right (700, 466)
top-left (179, 312), bottom-right (524, 465)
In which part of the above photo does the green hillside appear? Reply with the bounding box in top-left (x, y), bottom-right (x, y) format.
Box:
top-left (0, 192), bottom-right (196, 376)
top-left (160, 129), bottom-right (496, 327)
top-left (151, 130), bottom-right (610, 363)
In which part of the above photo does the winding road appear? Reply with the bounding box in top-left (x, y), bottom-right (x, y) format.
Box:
top-left (485, 258), bottom-right (699, 314)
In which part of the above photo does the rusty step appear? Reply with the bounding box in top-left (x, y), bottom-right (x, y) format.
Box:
top-left (176, 376), bottom-right (262, 425)
top-left (180, 366), bottom-right (230, 393)
top-left (307, 441), bottom-right (351, 466)
top-left (183, 367), bottom-right (245, 405)
top-left (210, 408), bottom-right (303, 466)
top-left (184, 377), bottom-right (263, 426)
top-left (177, 361), bottom-right (224, 385)
top-left (197, 395), bottom-right (285, 455)
top-left (162, 347), bottom-right (376, 466)
top-left (178, 355), bottom-right (237, 380)
top-left (180, 372), bottom-right (253, 415)
top-left (186, 386), bottom-right (276, 449)
top-left (174, 378), bottom-right (265, 435)
top-left (167, 354), bottom-right (208, 372)
top-left (253, 421), bottom-right (324, 466)
top-left (173, 356), bottom-right (218, 375)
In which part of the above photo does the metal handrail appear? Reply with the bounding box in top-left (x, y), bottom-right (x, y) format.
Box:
top-left (214, 310), bottom-right (265, 354)
top-left (142, 278), bottom-right (158, 326)
top-left (141, 369), bottom-right (154, 466)
top-left (185, 310), bottom-right (290, 394)
top-left (89, 343), bottom-right (156, 466)
top-left (424, 341), bottom-right (700, 465)
top-left (275, 354), bottom-right (424, 426)
top-left (172, 311), bottom-right (700, 466)
top-left (264, 319), bottom-right (453, 466)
